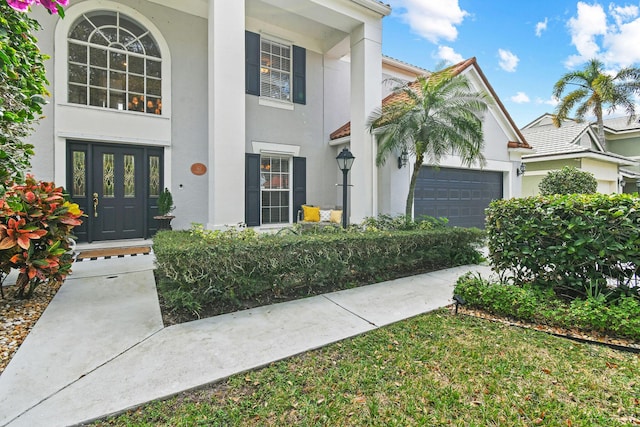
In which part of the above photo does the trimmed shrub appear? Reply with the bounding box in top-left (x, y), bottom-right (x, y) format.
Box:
top-left (454, 273), bottom-right (640, 341)
top-left (486, 193), bottom-right (640, 298)
top-left (538, 166), bottom-right (597, 195)
top-left (154, 226), bottom-right (485, 315)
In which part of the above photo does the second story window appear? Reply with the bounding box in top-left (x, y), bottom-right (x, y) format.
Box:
top-left (68, 11), bottom-right (162, 115)
top-left (260, 39), bottom-right (291, 101)
top-left (246, 31), bottom-right (306, 105)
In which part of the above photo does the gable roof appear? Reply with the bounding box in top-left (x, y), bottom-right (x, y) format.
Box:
top-left (330, 57), bottom-right (532, 150)
top-left (602, 115), bottom-right (640, 133)
top-left (521, 119), bottom-right (636, 165)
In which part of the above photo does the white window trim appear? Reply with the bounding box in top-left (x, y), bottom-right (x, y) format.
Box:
top-left (252, 141), bottom-right (300, 157)
top-left (258, 97), bottom-right (294, 110)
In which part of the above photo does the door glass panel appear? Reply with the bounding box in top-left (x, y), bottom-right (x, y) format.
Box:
top-left (103, 153), bottom-right (115, 197)
top-left (149, 155), bottom-right (160, 196)
top-left (72, 151), bottom-right (86, 197)
top-left (124, 154), bottom-right (135, 197)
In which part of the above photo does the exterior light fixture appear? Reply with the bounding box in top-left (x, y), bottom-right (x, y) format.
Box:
top-left (336, 147), bottom-right (355, 228)
top-left (516, 162), bottom-right (526, 177)
top-left (397, 149), bottom-right (409, 169)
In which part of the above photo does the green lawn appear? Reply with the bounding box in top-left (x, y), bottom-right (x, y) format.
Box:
top-left (96, 310), bottom-right (639, 426)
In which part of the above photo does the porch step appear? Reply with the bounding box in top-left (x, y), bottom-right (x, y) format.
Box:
top-left (76, 246), bottom-right (151, 261)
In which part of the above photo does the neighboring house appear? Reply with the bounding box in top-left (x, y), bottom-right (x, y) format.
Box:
top-left (521, 114), bottom-right (637, 196)
top-left (26, 0), bottom-right (527, 242)
top-left (331, 57), bottom-right (532, 228)
top-left (602, 116), bottom-right (640, 193)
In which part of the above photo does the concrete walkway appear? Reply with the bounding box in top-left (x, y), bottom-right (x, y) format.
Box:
top-left (0, 254), bottom-right (491, 427)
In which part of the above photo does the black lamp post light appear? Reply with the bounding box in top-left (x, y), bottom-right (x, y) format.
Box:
top-left (516, 162), bottom-right (526, 176)
top-left (336, 147), bottom-right (355, 228)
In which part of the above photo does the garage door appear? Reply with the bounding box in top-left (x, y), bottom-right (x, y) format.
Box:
top-left (414, 167), bottom-right (503, 228)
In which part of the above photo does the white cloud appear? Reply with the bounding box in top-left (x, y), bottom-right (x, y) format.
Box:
top-left (535, 17), bottom-right (548, 37)
top-left (536, 97), bottom-right (559, 107)
top-left (498, 49), bottom-right (519, 72)
top-left (436, 45), bottom-right (464, 64)
top-left (603, 17), bottom-right (640, 67)
top-left (565, 2), bottom-right (607, 67)
top-left (610, 4), bottom-right (639, 27)
top-left (389, 0), bottom-right (468, 43)
top-left (511, 92), bottom-right (530, 104)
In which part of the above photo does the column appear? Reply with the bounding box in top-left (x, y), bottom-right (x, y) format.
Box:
top-left (207, 0), bottom-right (246, 228)
top-left (349, 22), bottom-right (383, 223)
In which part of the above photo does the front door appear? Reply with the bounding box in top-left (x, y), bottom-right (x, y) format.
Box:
top-left (67, 141), bottom-right (164, 242)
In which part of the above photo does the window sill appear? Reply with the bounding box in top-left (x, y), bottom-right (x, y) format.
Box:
top-left (258, 97), bottom-right (294, 110)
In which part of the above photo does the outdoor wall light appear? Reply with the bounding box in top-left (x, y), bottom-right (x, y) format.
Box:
top-left (516, 162), bottom-right (526, 176)
top-left (336, 147), bottom-right (355, 229)
top-left (397, 150), bottom-right (409, 169)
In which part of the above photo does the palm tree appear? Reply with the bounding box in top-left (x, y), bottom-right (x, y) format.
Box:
top-left (552, 58), bottom-right (640, 150)
top-left (367, 67), bottom-right (489, 218)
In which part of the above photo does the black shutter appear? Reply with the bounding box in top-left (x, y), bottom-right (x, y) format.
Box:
top-left (292, 46), bottom-right (306, 105)
top-left (245, 31), bottom-right (260, 96)
top-left (292, 157), bottom-right (306, 223)
top-left (245, 153), bottom-right (261, 226)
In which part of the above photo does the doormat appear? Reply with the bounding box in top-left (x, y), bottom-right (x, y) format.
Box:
top-left (76, 246), bottom-right (151, 261)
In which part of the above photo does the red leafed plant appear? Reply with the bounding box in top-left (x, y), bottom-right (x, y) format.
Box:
top-left (0, 175), bottom-right (83, 298)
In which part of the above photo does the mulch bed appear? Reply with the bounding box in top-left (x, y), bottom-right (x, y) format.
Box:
top-left (0, 280), bottom-right (63, 375)
top-left (456, 306), bottom-right (640, 353)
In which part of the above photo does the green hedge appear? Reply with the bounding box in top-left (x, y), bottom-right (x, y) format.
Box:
top-left (486, 193), bottom-right (640, 298)
top-left (153, 227), bottom-right (484, 315)
top-left (454, 273), bottom-right (640, 341)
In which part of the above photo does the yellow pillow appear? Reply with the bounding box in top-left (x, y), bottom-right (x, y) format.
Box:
top-left (302, 205), bottom-right (320, 222)
top-left (330, 209), bottom-right (343, 224)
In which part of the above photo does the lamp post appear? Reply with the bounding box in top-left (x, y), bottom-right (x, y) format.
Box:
top-left (336, 147), bottom-right (355, 228)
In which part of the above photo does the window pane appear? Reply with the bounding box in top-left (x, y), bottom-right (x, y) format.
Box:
top-left (69, 64), bottom-right (87, 84)
top-left (89, 67), bottom-right (107, 87)
top-left (90, 30), bottom-right (110, 46)
top-left (149, 155), bottom-right (160, 197)
top-left (89, 88), bottom-right (107, 107)
top-left (110, 51), bottom-right (126, 71)
top-left (103, 153), bottom-right (115, 197)
top-left (68, 84), bottom-right (87, 105)
top-left (128, 55), bottom-right (144, 74)
top-left (109, 71), bottom-right (126, 90)
top-left (69, 18), bottom-right (92, 41)
top-left (145, 97), bottom-right (161, 114)
top-left (109, 91), bottom-right (126, 110)
top-left (124, 154), bottom-right (135, 197)
top-left (72, 151), bottom-right (86, 197)
top-left (68, 42), bottom-right (87, 64)
top-left (119, 15), bottom-right (145, 37)
top-left (128, 94), bottom-right (144, 112)
top-left (129, 74), bottom-right (144, 93)
top-left (127, 40), bottom-right (144, 55)
top-left (140, 35), bottom-right (160, 57)
top-left (146, 78), bottom-right (161, 96)
top-left (119, 29), bottom-right (136, 49)
top-left (146, 59), bottom-right (161, 78)
top-left (90, 47), bottom-right (107, 67)
top-left (101, 27), bottom-right (118, 44)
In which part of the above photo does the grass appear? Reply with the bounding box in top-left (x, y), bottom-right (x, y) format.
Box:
top-left (94, 310), bottom-right (639, 426)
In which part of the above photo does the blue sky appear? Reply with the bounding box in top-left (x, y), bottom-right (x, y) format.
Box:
top-left (381, 0), bottom-right (640, 128)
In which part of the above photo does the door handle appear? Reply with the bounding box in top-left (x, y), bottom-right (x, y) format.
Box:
top-left (93, 192), bottom-right (99, 217)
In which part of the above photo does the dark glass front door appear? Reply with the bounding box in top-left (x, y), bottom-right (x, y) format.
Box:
top-left (67, 141), bottom-right (164, 242)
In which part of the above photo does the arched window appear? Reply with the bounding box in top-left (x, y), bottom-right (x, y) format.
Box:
top-left (67, 11), bottom-right (162, 115)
